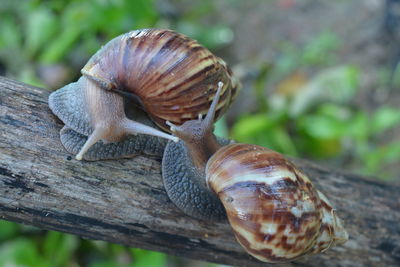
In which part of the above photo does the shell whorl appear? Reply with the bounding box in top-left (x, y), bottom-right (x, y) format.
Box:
top-left (206, 144), bottom-right (348, 263)
top-left (82, 29), bottom-right (240, 131)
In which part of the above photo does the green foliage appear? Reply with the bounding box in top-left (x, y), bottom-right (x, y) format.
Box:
top-left (0, 220), bottom-right (169, 267)
top-left (0, 221), bottom-right (78, 267)
top-left (0, 220), bottom-right (20, 240)
top-left (231, 31), bottom-right (399, 180)
top-left (0, 0), bottom-right (232, 87)
top-left (232, 112), bottom-right (298, 156)
top-left (301, 31), bottom-right (340, 65)
top-left (130, 249), bottom-right (166, 267)
top-left (43, 231), bottom-right (78, 266)
top-left (288, 65), bottom-right (359, 116)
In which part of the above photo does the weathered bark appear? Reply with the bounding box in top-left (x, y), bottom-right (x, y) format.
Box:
top-left (0, 76), bottom-right (399, 267)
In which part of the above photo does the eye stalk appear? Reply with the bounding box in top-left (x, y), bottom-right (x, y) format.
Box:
top-left (165, 82), bottom-right (224, 170)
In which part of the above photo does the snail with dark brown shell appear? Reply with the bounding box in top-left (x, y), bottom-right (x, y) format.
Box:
top-left (48, 29), bottom-right (240, 160)
top-left (162, 82), bottom-right (348, 263)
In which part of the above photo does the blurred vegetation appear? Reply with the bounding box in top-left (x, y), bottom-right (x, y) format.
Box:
top-left (1, 0), bottom-right (399, 266)
top-left (0, 220), bottom-right (170, 267)
top-left (0, 0), bottom-right (232, 87)
top-left (231, 31), bottom-right (400, 180)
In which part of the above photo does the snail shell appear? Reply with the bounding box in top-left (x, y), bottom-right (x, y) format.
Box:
top-left (162, 82), bottom-right (348, 263)
top-left (82, 28), bottom-right (240, 131)
top-left (49, 29), bottom-right (240, 160)
top-left (206, 144), bottom-right (348, 262)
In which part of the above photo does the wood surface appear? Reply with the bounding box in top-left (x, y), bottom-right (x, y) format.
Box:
top-left (0, 76), bottom-right (399, 266)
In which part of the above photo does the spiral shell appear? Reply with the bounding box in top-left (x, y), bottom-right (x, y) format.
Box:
top-left (206, 144), bottom-right (348, 263)
top-left (82, 29), bottom-right (240, 131)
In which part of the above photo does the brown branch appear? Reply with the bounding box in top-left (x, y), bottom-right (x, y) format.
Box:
top-left (0, 76), bottom-right (399, 267)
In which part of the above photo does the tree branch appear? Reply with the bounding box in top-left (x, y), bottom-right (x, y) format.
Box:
top-left (0, 76), bottom-right (399, 266)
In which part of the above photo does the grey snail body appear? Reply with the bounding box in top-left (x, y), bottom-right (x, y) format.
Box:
top-left (162, 82), bottom-right (348, 263)
top-left (48, 29), bottom-right (240, 160)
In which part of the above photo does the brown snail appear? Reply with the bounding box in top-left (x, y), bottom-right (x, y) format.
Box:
top-left (48, 29), bottom-right (240, 160)
top-left (162, 82), bottom-right (348, 263)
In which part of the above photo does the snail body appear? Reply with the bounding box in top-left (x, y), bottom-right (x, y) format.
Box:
top-left (48, 29), bottom-right (239, 160)
top-left (162, 83), bottom-right (348, 262)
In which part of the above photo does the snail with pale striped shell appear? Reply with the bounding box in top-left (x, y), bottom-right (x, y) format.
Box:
top-left (162, 82), bottom-right (348, 263)
top-left (48, 29), bottom-right (240, 160)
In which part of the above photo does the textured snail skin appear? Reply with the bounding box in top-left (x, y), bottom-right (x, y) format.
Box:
top-left (49, 77), bottom-right (92, 136)
top-left (60, 127), bottom-right (167, 161)
top-left (206, 144), bottom-right (348, 262)
top-left (162, 137), bottom-right (229, 221)
top-left (82, 28), bottom-right (240, 131)
top-left (162, 83), bottom-right (348, 263)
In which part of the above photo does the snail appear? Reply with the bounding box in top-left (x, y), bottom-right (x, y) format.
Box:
top-left (48, 29), bottom-right (240, 160)
top-left (162, 82), bottom-right (348, 263)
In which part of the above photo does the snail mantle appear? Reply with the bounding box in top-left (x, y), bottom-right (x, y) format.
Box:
top-left (1, 77), bottom-right (400, 267)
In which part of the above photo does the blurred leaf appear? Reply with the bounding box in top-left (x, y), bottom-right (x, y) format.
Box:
top-left (131, 249), bottom-right (166, 267)
top-left (0, 17), bottom-right (21, 49)
top-left (349, 111), bottom-right (369, 141)
top-left (24, 7), bottom-right (58, 58)
top-left (270, 72), bottom-right (308, 111)
top-left (297, 135), bottom-right (342, 158)
top-left (269, 31), bottom-right (340, 86)
top-left (231, 113), bottom-right (297, 155)
top-left (177, 22), bottom-right (233, 49)
top-left (275, 71), bottom-right (308, 97)
top-left (371, 107), bottom-right (400, 135)
top-left (363, 141), bottom-right (400, 178)
top-left (346, 111), bottom-right (369, 160)
top-left (383, 140), bottom-right (400, 162)
top-left (124, 0), bottom-right (158, 28)
top-left (19, 67), bottom-right (46, 87)
top-left (289, 65), bottom-right (359, 116)
top-left (110, 243), bottom-right (126, 254)
top-left (89, 260), bottom-right (122, 267)
top-left (298, 114), bottom-right (347, 139)
top-left (231, 113), bottom-right (274, 142)
top-left (39, 28), bottom-right (82, 63)
top-left (254, 63), bottom-right (273, 111)
top-left (268, 127), bottom-right (298, 156)
top-left (272, 43), bottom-right (300, 81)
top-left (180, 0), bottom-right (214, 19)
top-left (39, 2), bottom-right (91, 63)
top-left (317, 103), bottom-right (351, 119)
top-left (390, 62), bottom-right (400, 87)
top-left (302, 31), bottom-right (340, 65)
top-left (0, 220), bottom-right (20, 240)
top-left (198, 25), bottom-right (234, 48)
top-left (43, 231), bottom-right (78, 267)
top-left (84, 1), bottom-right (129, 37)
top-left (214, 116), bottom-right (229, 138)
top-left (43, 231), bottom-right (62, 257)
top-left (0, 238), bottom-right (50, 267)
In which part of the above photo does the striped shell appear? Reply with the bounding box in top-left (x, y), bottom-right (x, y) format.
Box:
top-left (82, 29), bottom-right (240, 131)
top-left (206, 144), bottom-right (348, 263)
